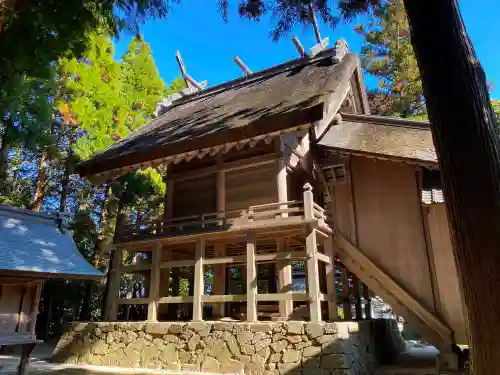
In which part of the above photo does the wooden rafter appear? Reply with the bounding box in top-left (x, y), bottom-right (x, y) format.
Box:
top-left (88, 124), bottom-right (311, 184)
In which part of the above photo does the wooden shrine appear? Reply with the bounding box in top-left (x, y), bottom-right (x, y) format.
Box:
top-left (76, 40), bottom-right (468, 357)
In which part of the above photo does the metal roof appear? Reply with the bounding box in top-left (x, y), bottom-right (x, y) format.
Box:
top-left (0, 205), bottom-right (103, 279)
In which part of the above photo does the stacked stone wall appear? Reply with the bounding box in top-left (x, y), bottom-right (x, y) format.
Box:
top-left (53, 320), bottom-right (399, 375)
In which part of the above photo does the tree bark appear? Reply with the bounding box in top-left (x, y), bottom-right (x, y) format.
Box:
top-left (101, 199), bottom-right (126, 320)
top-left (0, 118), bottom-right (12, 195)
top-left (31, 151), bottom-right (48, 212)
top-left (79, 184), bottom-right (110, 321)
top-left (403, 0), bottom-right (500, 372)
top-left (60, 130), bottom-right (75, 212)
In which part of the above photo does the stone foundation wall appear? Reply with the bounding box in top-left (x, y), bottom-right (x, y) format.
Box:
top-left (53, 320), bottom-right (397, 375)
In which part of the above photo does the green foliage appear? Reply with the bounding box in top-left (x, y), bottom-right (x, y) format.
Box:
top-left (492, 100), bottom-right (500, 124)
top-left (356, 0), bottom-right (424, 117)
top-left (0, 29), bottom-right (184, 335)
top-left (0, 0), bottom-right (171, 82)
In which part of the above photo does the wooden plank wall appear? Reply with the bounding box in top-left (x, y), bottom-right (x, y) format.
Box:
top-left (173, 174), bottom-right (217, 217)
top-left (426, 204), bottom-right (468, 344)
top-left (349, 156), bottom-right (436, 312)
top-left (226, 163), bottom-right (278, 211)
top-left (0, 283), bottom-right (35, 333)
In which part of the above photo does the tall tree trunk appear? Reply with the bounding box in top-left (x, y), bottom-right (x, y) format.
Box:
top-left (79, 184), bottom-right (110, 321)
top-left (31, 151), bottom-right (48, 211)
top-left (60, 130), bottom-right (75, 212)
top-left (403, 0), bottom-right (500, 373)
top-left (0, 118), bottom-right (12, 195)
top-left (101, 199), bottom-right (127, 320)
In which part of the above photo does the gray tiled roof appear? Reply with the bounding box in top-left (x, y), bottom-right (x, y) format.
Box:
top-left (0, 205), bottom-right (103, 279)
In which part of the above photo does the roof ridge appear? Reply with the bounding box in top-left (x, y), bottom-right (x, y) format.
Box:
top-left (161, 47), bottom-right (342, 114)
top-left (0, 205), bottom-right (67, 223)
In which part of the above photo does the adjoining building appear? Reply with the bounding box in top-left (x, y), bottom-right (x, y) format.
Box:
top-left (0, 205), bottom-right (102, 374)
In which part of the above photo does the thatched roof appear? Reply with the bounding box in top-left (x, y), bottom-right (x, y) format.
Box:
top-left (0, 205), bottom-right (103, 279)
top-left (318, 113), bottom-right (437, 166)
top-left (77, 48), bottom-right (361, 178)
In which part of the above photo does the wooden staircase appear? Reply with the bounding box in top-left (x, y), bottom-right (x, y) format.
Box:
top-left (333, 233), bottom-right (454, 351)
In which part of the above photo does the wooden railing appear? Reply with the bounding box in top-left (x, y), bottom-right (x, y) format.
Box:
top-left (115, 182), bottom-right (334, 243)
top-left (116, 200), bottom-right (306, 242)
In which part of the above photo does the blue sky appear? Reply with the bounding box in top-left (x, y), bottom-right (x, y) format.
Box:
top-left (115, 0), bottom-right (500, 99)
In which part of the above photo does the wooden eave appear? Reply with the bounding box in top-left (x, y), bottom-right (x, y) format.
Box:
top-left (83, 113), bottom-right (319, 184)
top-left (323, 147), bottom-right (439, 169)
top-left (0, 269), bottom-right (103, 281)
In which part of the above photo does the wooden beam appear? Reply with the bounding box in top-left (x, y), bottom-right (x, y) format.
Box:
top-left (308, 4), bottom-right (321, 43)
top-left (202, 294), bottom-right (247, 303)
top-left (416, 169), bottom-right (441, 315)
top-left (335, 233), bottom-right (453, 347)
top-left (246, 230), bottom-right (257, 322)
top-left (158, 295), bottom-right (194, 304)
top-left (147, 243), bottom-right (161, 321)
top-left (121, 264), bottom-right (151, 273)
top-left (204, 251), bottom-right (307, 265)
top-left (192, 237), bottom-right (205, 321)
top-left (170, 153), bottom-right (280, 182)
top-left (292, 36), bottom-right (306, 58)
top-left (161, 259), bottom-right (196, 268)
top-left (316, 252), bottom-right (331, 264)
top-left (306, 228), bottom-right (322, 322)
top-left (233, 56), bottom-right (253, 76)
top-left (324, 238), bottom-right (338, 321)
top-left (117, 297), bottom-right (150, 305)
top-left (256, 293), bottom-right (309, 302)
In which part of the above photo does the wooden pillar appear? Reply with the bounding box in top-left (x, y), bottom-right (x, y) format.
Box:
top-left (164, 179), bottom-right (175, 227)
top-left (105, 248), bottom-right (122, 321)
top-left (340, 266), bottom-right (352, 320)
top-left (306, 229), bottom-right (321, 322)
top-left (192, 237), bottom-right (205, 321)
top-left (159, 177), bottom-right (174, 313)
top-left (246, 230), bottom-right (257, 322)
top-left (212, 244), bottom-right (226, 318)
top-left (159, 249), bottom-right (171, 319)
top-left (277, 239), bottom-right (293, 318)
top-left (148, 243), bottom-right (161, 321)
top-left (212, 167), bottom-right (226, 317)
top-left (324, 238), bottom-right (338, 321)
top-left (277, 156), bottom-right (288, 216)
top-left (362, 283), bottom-right (372, 319)
top-left (304, 183), bottom-right (321, 322)
top-left (167, 268), bottom-right (180, 320)
top-left (267, 263), bottom-right (277, 293)
top-left (352, 275), bottom-right (362, 320)
top-left (27, 281), bottom-right (43, 334)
